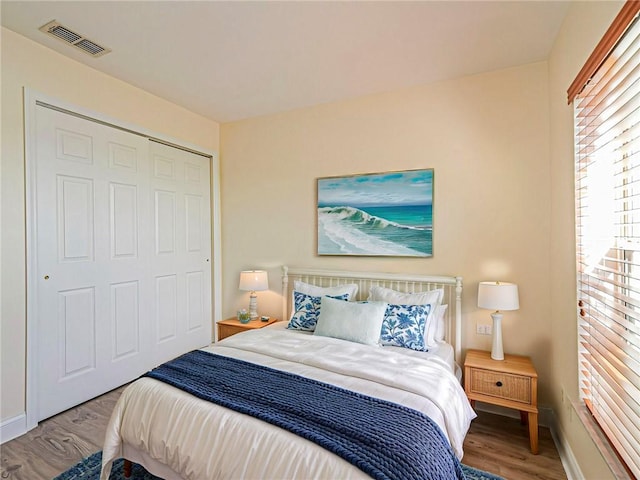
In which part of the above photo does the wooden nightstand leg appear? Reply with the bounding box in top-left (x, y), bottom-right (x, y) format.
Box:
top-left (520, 411), bottom-right (528, 425)
top-left (528, 412), bottom-right (539, 454)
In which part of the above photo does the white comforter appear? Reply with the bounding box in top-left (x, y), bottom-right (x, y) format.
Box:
top-left (101, 325), bottom-right (476, 480)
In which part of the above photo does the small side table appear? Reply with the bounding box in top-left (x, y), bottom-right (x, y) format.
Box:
top-left (217, 316), bottom-right (279, 341)
top-left (464, 349), bottom-right (539, 454)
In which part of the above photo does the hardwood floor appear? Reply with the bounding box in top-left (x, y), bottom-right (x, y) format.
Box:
top-left (463, 410), bottom-right (567, 480)
top-left (1, 389), bottom-right (567, 480)
top-left (0, 386), bottom-right (126, 480)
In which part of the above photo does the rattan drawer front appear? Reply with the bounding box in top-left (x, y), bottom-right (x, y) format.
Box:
top-left (469, 369), bottom-right (531, 404)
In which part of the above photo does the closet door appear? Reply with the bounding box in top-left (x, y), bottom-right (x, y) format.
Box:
top-left (148, 141), bottom-right (211, 364)
top-left (34, 106), bottom-right (211, 421)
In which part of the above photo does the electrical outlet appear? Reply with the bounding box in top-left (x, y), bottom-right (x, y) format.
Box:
top-left (476, 324), bottom-right (492, 335)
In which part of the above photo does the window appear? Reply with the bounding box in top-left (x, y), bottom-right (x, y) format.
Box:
top-left (573, 3), bottom-right (640, 477)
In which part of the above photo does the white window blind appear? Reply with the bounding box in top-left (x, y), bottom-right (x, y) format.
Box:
top-left (575, 12), bottom-right (640, 478)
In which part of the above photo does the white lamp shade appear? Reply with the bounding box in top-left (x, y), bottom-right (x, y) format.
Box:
top-left (477, 281), bottom-right (519, 311)
top-left (239, 270), bottom-right (269, 292)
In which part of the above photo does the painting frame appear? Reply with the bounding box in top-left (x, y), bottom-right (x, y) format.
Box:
top-left (317, 168), bottom-right (434, 257)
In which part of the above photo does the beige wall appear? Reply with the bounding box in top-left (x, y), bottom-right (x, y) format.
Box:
top-left (0, 28), bottom-right (220, 421)
top-left (221, 62), bottom-right (553, 400)
top-left (548, 2), bottom-right (623, 478)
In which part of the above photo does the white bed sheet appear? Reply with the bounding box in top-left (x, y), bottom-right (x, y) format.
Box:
top-left (269, 321), bottom-right (461, 381)
top-left (101, 324), bottom-right (476, 480)
top-left (269, 321), bottom-right (455, 365)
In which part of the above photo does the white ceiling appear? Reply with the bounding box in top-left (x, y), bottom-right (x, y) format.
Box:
top-left (1, 1), bottom-right (570, 123)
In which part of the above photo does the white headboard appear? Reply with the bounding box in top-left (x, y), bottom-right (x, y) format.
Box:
top-left (282, 266), bottom-right (463, 363)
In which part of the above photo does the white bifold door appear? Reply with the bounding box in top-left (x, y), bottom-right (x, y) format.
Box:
top-left (34, 105), bottom-right (211, 421)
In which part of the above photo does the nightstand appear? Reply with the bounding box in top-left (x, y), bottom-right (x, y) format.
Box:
top-left (464, 349), bottom-right (539, 454)
top-left (217, 317), bottom-right (279, 341)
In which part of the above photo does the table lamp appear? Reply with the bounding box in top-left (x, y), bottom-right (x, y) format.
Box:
top-left (239, 270), bottom-right (269, 319)
top-left (477, 281), bottom-right (519, 360)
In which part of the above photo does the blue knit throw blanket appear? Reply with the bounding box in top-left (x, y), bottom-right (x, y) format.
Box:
top-left (144, 350), bottom-right (466, 480)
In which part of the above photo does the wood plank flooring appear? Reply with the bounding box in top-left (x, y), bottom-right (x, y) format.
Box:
top-left (0, 386), bottom-right (126, 480)
top-left (463, 410), bottom-right (567, 480)
top-left (1, 388), bottom-right (567, 479)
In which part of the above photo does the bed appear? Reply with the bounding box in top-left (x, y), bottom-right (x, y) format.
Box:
top-left (100, 266), bottom-right (476, 480)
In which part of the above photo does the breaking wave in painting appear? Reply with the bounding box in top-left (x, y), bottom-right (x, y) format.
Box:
top-left (318, 205), bottom-right (432, 256)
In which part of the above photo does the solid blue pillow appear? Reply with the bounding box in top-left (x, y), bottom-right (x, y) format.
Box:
top-left (287, 291), bottom-right (349, 331)
top-left (379, 303), bottom-right (432, 351)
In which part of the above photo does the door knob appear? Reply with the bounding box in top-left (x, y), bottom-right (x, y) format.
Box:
top-left (44, 275), bottom-right (50, 280)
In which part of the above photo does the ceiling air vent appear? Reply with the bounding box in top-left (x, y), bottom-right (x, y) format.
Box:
top-left (39, 20), bottom-right (111, 58)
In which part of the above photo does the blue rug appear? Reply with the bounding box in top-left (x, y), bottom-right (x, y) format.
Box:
top-left (54, 451), bottom-right (506, 480)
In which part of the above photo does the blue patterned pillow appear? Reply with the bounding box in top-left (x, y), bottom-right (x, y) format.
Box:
top-left (287, 291), bottom-right (349, 331)
top-left (379, 303), bottom-right (432, 351)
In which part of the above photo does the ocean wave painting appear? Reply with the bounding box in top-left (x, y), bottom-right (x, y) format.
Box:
top-left (317, 169), bottom-right (433, 257)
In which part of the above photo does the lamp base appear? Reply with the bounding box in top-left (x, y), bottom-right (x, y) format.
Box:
top-left (490, 312), bottom-right (504, 361)
top-left (248, 292), bottom-right (258, 319)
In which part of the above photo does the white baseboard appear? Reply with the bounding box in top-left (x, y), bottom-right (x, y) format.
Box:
top-left (550, 420), bottom-right (584, 480)
top-left (0, 413), bottom-right (27, 444)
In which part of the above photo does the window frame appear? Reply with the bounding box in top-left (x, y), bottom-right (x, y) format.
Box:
top-left (571, 2), bottom-right (640, 478)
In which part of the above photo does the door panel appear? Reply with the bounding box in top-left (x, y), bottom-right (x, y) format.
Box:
top-left (110, 183), bottom-right (138, 259)
top-left (185, 194), bottom-right (203, 253)
top-left (57, 175), bottom-right (94, 262)
top-left (56, 128), bottom-right (93, 164)
top-left (111, 280), bottom-right (140, 360)
top-left (156, 274), bottom-right (178, 342)
top-left (155, 190), bottom-right (176, 254)
top-left (186, 271), bottom-right (205, 331)
top-left (153, 154), bottom-right (175, 180)
top-left (58, 287), bottom-right (95, 377)
top-left (109, 142), bottom-right (138, 171)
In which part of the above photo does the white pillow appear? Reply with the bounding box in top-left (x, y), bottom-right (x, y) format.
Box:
top-left (294, 280), bottom-right (358, 299)
top-left (314, 297), bottom-right (387, 346)
top-left (426, 304), bottom-right (449, 346)
top-left (289, 281), bottom-right (358, 320)
top-left (368, 285), bottom-right (443, 307)
top-left (368, 285), bottom-right (444, 346)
